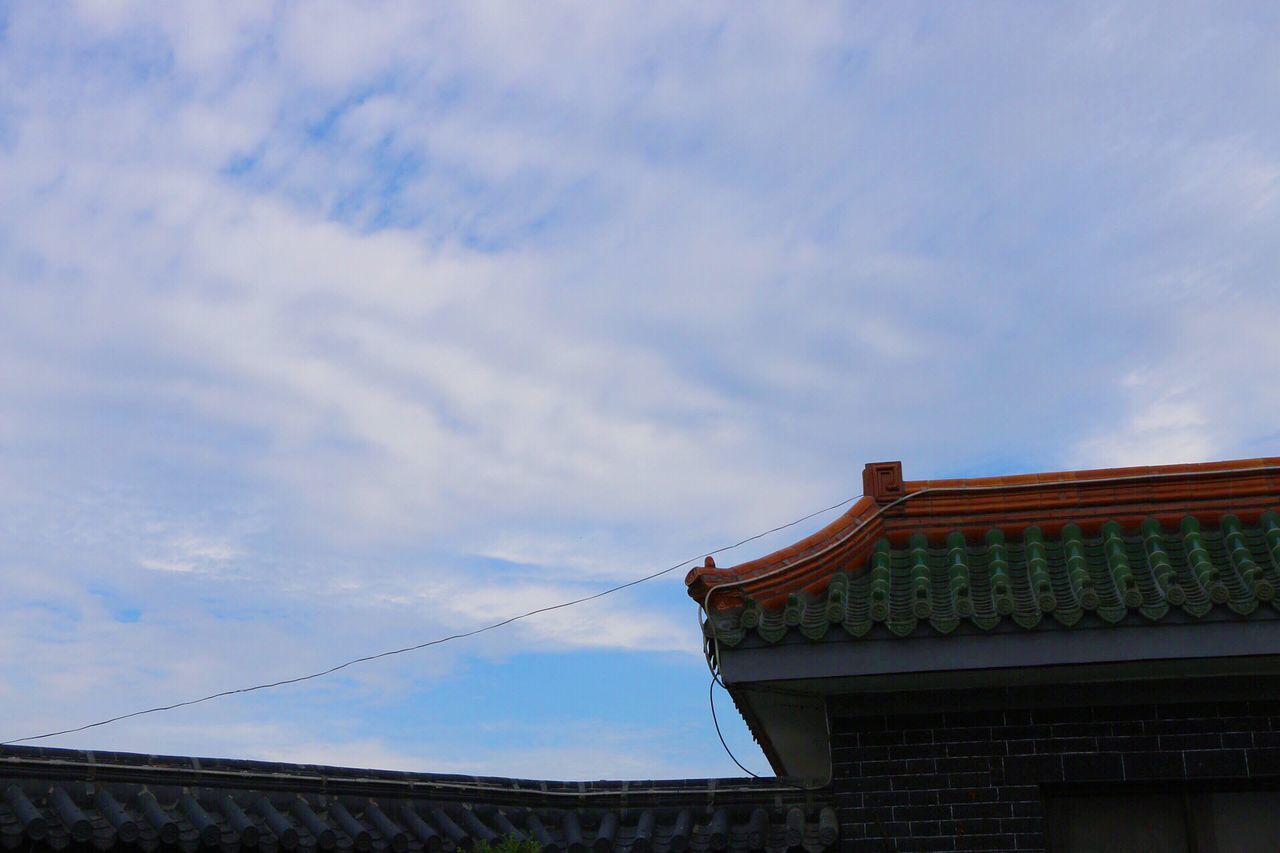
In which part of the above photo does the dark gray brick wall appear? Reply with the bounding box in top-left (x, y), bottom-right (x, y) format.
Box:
top-left (830, 694), bottom-right (1280, 853)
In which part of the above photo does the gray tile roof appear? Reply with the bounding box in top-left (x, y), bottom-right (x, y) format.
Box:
top-left (0, 747), bottom-right (836, 853)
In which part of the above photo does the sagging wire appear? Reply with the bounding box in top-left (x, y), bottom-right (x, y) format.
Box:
top-left (3, 495), bottom-right (860, 747)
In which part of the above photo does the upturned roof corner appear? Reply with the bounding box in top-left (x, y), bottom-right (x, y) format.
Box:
top-left (686, 456), bottom-right (1280, 627)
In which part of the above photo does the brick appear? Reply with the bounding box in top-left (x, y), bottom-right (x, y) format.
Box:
top-left (861, 759), bottom-right (910, 776)
top-left (1253, 731), bottom-right (1280, 748)
top-left (1015, 831), bottom-right (1047, 850)
top-left (832, 791), bottom-right (865, 808)
top-left (892, 742), bottom-right (946, 760)
top-left (909, 820), bottom-right (942, 837)
top-left (999, 786), bottom-right (1041, 802)
top-left (1246, 748), bottom-right (1280, 775)
top-left (863, 790), bottom-right (906, 809)
top-left (952, 818), bottom-right (1003, 835)
top-left (1159, 733), bottom-right (1222, 751)
top-left (1123, 751), bottom-right (1184, 780)
top-left (1011, 801), bottom-right (1043, 818)
top-left (881, 821), bottom-right (910, 837)
top-left (936, 757), bottom-right (990, 774)
top-left (1002, 817), bottom-right (1043, 835)
top-left (1004, 755), bottom-right (1063, 784)
top-left (1004, 739), bottom-right (1037, 756)
top-left (893, 774), bottom-right (947, 791)
top-left (839, 822), bottom-right (867, 840)
top-left (1051, 722), bottom-right (1112, 738)
top-left (846, 840), bottom-right (896, 852)
top-left (833, 775), bottom-right (894, 793)
top-left (935, 726), bottom-right (993, 743)
top-left (910, 838), bottom-right (957, 852)
top-left (1034, 737), bottom-right (1096, 754)
top-left (908, 790), bottom-right (941, 806)
top-left (830, 728), bottom-right (859, 744)
top-left (1145, 718), bottom-right (1214, 735)
top-left (1183, 749), bottom-right (1248, 777)
top-left (1217, 716), bottom-right (1270, 731)
top-left (1097, 735), bottom-right (1159, 752)
top-left (1221, 733), bottom-right (1255, 748)
top-left (838, 806), bottom-right (876, 825)
top-left (947, 741), bottom-right (1006, 758)
top-left (947, 772), bottom-right (993, 789)
top-left (903, 728), bottom-right (936, 744)
top-left (951, 802), bottom-right (1011, 820)
top-left (860, 730), bottom-right (905, 747)
top-left (994, 725), bottom-right (1050, 740)
top-left (894, 805), bottom-right (949, 822)
top-left (956, 834), bottom-right (1017, 850)
top-left (833, 745), bottom-right (890, 763)
top-left (938, 787), bottom-right (998, 805)
top-left (1062, 752), bottom-right (1123, 781)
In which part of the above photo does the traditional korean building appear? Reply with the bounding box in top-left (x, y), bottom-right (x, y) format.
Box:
top-left (687, 458), bottom-right (1280, 851)
top-left (5, 457), bottom-right (1280, 853)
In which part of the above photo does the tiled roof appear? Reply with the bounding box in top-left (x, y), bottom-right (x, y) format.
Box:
top-left (687, 458), bottom-right (1280, 644)
top-left (0, 747), bottom-right (837, 853)
top-left (706, 512), bottom-right (1280, 646)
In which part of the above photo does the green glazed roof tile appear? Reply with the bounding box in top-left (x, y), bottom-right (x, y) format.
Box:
top-left (706, 513), bottom-right (1280, 647)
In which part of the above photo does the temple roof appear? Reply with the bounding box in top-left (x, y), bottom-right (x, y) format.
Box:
top-left (0, 747), bottom-right (837, 853)
top-left (686, 458), bottom-right (1280, 644)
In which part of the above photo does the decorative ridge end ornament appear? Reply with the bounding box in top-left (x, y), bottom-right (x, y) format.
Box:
top-left (685, 455), bottom-right (1280, 614)
top-left (862, 460), bottom-right (903, 503)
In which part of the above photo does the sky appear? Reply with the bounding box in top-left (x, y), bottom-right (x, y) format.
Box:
top-left (2, 2), bottom-right (1280, 780)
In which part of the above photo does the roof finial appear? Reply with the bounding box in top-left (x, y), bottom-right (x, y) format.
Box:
top-left (862, 461), bottom-right (904, 503)
top-left (704, 556), bottom-right (716, 569)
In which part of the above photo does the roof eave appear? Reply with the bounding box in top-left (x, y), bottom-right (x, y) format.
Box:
top-left (687, 457), bottom-right (1280, 611)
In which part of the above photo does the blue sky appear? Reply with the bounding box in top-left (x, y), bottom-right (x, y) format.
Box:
top-left (2, 2), bottom-right (1279, 778)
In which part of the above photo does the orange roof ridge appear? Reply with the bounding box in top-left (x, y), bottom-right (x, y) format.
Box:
top-left (686, 456), bottom-right (1280, 610)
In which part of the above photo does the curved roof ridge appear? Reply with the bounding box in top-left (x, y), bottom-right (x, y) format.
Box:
top-left (685, 496), bottom-right (881, 608)
top-left (687, 456), bottom-right (1280, 611)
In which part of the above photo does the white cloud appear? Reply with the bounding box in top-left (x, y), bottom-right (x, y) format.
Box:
top-left (1070, 393), bottom-right (1217, 469)
top-left (3, 1), bottom-right (1280, 771)
top-left (138, 535), bottom-right (242, 574)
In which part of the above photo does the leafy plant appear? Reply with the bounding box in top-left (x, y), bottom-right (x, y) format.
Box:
top-left (472, 834), bottom-right (542, 853)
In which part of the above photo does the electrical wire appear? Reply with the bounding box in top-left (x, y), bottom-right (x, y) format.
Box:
top-left (2, 494), bottom-right (860, 747)
top-left (708, 673), bottom-right (760, 779)
top-left (12, 461), bottom-right (1277, 779)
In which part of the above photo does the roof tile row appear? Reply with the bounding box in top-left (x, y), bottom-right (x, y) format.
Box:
top-left (0, 749), bottom-right (836, 853)
top-left (707, 512), bottom-right (1280, 645)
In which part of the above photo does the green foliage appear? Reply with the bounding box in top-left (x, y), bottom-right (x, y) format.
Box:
top-left (472, 834), bottom-right (542, 853)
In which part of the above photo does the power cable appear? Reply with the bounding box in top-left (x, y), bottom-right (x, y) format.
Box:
top-left (708, 673), bottom-right (760, 779)
top-left (2, 494), bottom-right (859, 747)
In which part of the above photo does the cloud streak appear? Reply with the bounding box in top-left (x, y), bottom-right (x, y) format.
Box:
top-left (2, 1), bottom-right (1279, 773)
